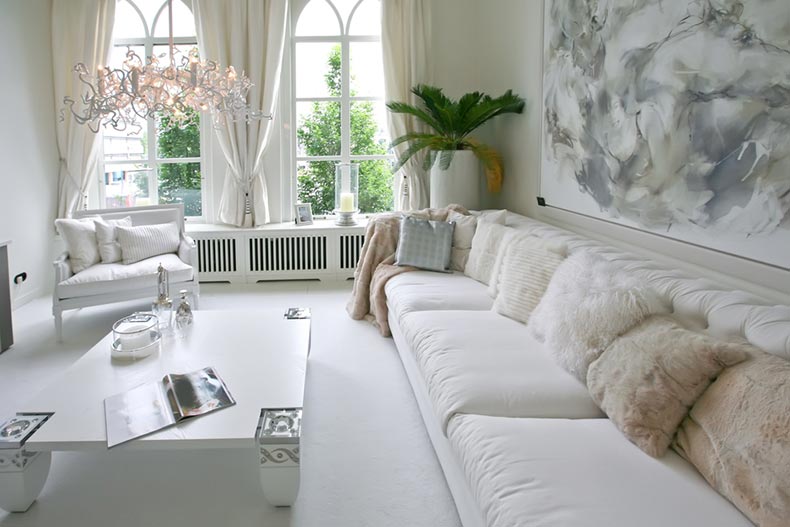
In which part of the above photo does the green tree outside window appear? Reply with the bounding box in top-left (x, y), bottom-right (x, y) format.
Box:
top-left (297, 46), bottom-right (393, 214)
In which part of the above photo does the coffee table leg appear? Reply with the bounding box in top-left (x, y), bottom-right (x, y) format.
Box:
top-left (256, 408), bottom-right (302, 507)
top-left (0, 449), bottom-right (51, 512)
top-left (259, 444), bottom-right (300, 506)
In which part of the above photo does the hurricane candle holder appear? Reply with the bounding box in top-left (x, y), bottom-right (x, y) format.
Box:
top-left (334, 163), bottom-right (359, 226)
top-left (111, 312), bottom-right (161, 360)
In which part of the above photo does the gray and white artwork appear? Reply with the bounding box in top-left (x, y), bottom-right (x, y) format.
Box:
top-left (541, 0), bottom-right (790, 268)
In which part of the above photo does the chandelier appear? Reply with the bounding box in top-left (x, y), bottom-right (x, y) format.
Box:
top-left (62, 0), bottom-right (269, 133)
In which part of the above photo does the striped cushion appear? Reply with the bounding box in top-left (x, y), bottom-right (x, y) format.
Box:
top-left (395, 216), bottom-right (454, 272)
top-left (117, 222), bottom-right (180, 264)
top-left (492, 235), bottom-right (566, 324)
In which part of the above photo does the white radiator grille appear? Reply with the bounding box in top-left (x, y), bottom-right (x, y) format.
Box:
top-left (339, 234), bottom-right (365, 270)
top-left (197, 238), bottom-right (237, 274)
top-left (248, 235), bottom-right (328, 273)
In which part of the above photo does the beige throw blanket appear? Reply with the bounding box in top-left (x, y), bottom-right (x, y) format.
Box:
top-left (347, 205), bottom-right (468, 336)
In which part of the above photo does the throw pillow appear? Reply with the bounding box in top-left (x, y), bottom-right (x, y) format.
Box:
top-left (395, 216), bottom-right (454, 272)
top-left (491, 235), bottom-right (566, 324)
top-left (529, 251), bottom-right (667, 382)
top-left (54, 218), bottom-right (101, 274)
top-left (116, 222), bottom-right (181, 265)
top-left (587, 315), bottom-right (749, 458)
top-left (464, 222), bottom-right (509, 285)
top-left (95, 216), bottom-right (132, 263)
top-left (673, 351), bottom-right (790, 527)
top-left (447, 211), bottom-right (478, 272)
top-left (474, 209), bottom-right (508, 223)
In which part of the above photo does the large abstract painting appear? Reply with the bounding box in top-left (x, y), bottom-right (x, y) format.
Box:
top-left (541, 0), bottom-right (790, 268)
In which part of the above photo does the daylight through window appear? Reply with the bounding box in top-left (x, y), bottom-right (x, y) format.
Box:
top-left (294, 0), bottom-right (394, 215)
top-left (100, 0), bottom-right (203, 217)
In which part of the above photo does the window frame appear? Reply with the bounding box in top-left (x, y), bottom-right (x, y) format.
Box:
top-left (98, 0), bottom-right (206, 220)
top-left (291, 0), bottom-right (394, 217)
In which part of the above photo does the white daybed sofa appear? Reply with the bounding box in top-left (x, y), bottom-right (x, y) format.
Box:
top-left (385, 211), bottom-right (789, 527)
top-left (53, 204), bottom-right (200, 340)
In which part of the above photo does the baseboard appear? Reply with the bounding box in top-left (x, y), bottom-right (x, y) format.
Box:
top-left (11, 287), bottom-right (42, 311)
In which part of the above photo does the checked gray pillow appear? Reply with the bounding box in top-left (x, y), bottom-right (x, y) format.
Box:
top-left (395, 216), bottom-right (454, 272)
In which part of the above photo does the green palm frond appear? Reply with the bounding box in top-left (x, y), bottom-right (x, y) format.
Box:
top-left (387, 85), bottom-right (525, 192)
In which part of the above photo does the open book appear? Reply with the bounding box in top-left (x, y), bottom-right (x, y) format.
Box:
top-left (104, 366), bottom-right (235, 448)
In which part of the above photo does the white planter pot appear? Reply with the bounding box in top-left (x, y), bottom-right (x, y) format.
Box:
top-left (429, 150), bottom-right (481, 209)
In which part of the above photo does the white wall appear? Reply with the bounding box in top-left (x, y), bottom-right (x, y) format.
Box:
top-left (430, 0), bottom-right (790, 301)
top-left (0, 0), bottom-right (59, 307)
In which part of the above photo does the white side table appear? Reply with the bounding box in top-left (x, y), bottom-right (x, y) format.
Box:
top-left (0, 241), bottom-right (12, 353)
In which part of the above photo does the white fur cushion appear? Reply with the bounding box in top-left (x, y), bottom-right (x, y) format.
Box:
top-left (491, 236), bottom-right (566, 323)
top-left (464, 222), bottom-right (508, 285)
top-left (117, 222), bottom-right (180, 265)
top-left (94, 216), bottom-right (132, 263)
top-left (55, 217), bottom-right (101, 274)
top-left (529, 251), bottom-right (668, 383)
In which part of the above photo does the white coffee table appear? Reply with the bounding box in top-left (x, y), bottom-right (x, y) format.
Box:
top-left (0, 310), bottom-right (310, 512)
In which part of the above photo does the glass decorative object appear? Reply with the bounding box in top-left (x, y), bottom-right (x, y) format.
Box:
top-left (111, 312), bottom-right (161, 360)
top-left (334, 163), bottom-right (359, 226)
top-left (175, 289), bottom-right (194, 336)
top-left (152, 263), bottom-right (173, 332)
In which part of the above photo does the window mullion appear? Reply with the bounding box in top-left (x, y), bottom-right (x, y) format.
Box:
top-left (341, 36), bottom-right (350, 165)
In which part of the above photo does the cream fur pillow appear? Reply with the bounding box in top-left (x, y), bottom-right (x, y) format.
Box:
top-left (588, 315), bottom-right (748, 457)
top-left (673, 351), bottom-right (790, 527)
top-left (491, 235), bottom-right (566, 323)
top-left (529, 251), bottom-right (667, 382)
top-left (464, 222), bottom-right (508, 285)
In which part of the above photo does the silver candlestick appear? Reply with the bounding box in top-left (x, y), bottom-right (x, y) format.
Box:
top-left (334, 209), bottom-right (358, 226)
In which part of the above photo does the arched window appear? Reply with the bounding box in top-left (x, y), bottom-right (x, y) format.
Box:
top-left (100, 0), bottom-right (204, 218)
top-left (293, 0), bottom-right (393, 214)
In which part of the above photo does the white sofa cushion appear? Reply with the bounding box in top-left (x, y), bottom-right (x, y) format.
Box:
top-left (94, 216), bottom-right (132, 263)
top-left (399, 310), bottom-right (603, 432)
top-left (55, 217), bottom-right (101, 274)
top-left (448, 415), bottom-right (752, 527)
top-left (491, 235), bottom-right (566, 323)
top-left (57, 253), bottom-right (193, 299)
top-left (385, 271), bottom-right (493, 322)
top-left (447, 211), bottom-right (477, 272)
top-left (464, 222), bottom-right (508, 286)
top-left (117, 222), bottom-right (180, 264)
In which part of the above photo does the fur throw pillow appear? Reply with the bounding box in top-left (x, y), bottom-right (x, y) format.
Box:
top-left (588, 315), bottom-right (749, 457)
top-left (529, 251), bottom-right (667, 383)
top-left (673, 350), bottom-right (790, 527)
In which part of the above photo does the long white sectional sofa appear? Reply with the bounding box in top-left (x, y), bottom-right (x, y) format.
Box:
top-left (385, 211), bottom-right (789, 527)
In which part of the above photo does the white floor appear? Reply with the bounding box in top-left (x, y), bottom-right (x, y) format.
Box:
top-left (0, 281), bottom-right (461, 527)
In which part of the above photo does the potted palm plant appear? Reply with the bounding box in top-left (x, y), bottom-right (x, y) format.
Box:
top-left (387, 85), bottom-right (525, 209)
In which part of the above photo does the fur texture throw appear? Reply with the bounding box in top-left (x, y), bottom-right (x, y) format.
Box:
top-left (673, 351), bottom-right (790, 527)
top-left (346, 205), bottom-right (468, 337)
top-left (588, 315), bottom-right (749, 457)
top-left (529, 251), bottom-right (667, 383)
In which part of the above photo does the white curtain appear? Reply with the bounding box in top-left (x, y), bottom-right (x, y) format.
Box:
top-left (193, 0), bottom-right (289, 226)
top-left (381, 0), bottom-right (432, 211)
top-left (52, 0), bottom-right (115, 218)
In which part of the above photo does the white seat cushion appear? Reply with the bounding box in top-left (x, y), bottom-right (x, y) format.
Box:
top-left (399, 310), bottom-right (603, 432)
top-left (448, 415), bottom-right (752, 527)
top-left (385, 271), bottom-right (493, 322)
top-left (58, 253), bottom-right (193, 299)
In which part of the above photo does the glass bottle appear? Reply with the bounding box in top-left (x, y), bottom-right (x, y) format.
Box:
top-left (152, 263), bottom-right (173, 331)
top-left (175, 289), bottom-right (194, 334)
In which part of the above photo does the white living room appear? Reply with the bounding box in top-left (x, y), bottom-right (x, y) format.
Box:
top-left (0, 1), bottom-right (788, 526)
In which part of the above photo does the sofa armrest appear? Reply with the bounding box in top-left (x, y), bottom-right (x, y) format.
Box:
top-left (53, 252), bottom-right (73, 284)
top-left (178, 234), bottom-right (198, 267)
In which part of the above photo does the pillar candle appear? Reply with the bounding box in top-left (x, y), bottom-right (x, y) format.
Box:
top-left (340, 192), bottom-right (355, 212)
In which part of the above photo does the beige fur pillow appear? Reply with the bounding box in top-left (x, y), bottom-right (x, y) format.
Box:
top-left (673, 351), bottom-right (790, 527)
top-left (587, 315), bottom-right (749, 457)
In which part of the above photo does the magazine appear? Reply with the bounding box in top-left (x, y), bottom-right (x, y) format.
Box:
top-left (104, 366), bottom-right (235, 448)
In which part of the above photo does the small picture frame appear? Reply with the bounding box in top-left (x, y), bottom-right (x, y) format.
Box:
top-left (294, 203), bottom-right (314, 225)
